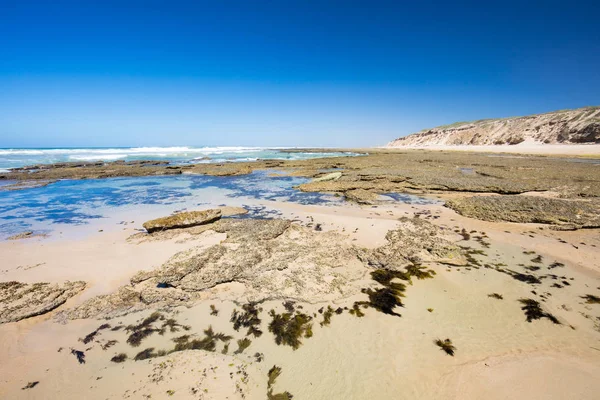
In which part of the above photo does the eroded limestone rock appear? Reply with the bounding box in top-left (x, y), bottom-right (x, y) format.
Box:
top-left (0, 281), bottom-right (86, 323)
top-left (446, 195), bottom-right (600, 228)
top-left (143, 209), bottom-right (222, 233)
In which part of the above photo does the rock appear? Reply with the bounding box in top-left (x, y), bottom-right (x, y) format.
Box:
top-left (356, 217), bottom-right (467, 268)
top-left (62, 217), bottom-right (469, 320)
top-left (143, 209), bottom-right (222, 233)
top-left (344, 189), bottom-right (378, 204)
top-left (445, 196), bottom-right (600, 228)
top-left (7, 231), bottom-right (33, 240)
top-left (217, 206), bottom-right (248, 217)
top-left (0, 281), bottom-right (86, 324)
top-left (312, 171), bottom-right (342, 182)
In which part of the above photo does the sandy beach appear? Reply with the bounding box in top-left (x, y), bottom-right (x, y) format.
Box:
top-left (2, 148), bottom-right (600, 399)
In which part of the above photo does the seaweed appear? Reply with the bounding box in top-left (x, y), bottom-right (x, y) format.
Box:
top-left (371, 269), bottom-right (411, 285)
top-left (459, 228), bottom-right (471, 240)
top-left (161, 318), bottom-right (191, 333)
top-left (531, 255), bottom-right (543, 264)
top-left (581, 294), bottom-right (600, 304)
top-left (282, 301), bottom-right (296, 313)
top-left (434, 338), bottom-right (456, 356)
top-left (524, 265), bottom-right (541, 272)
top-left (234, 338), bottom-right (252, 354)
top-left (125, 312), bottom-right (165, 347)
top-left (267, 365), bottom-right (294, 400)
top-left (518, 299), bottom-right (560, 324)
top-left (349, 303), bottom-right (365, 317)
top-left (488, 293), bottom-right (503, 300)
top-left (171, 326), bottom-right (232, 353)
top-left (134, 348), bottom-right (158, 361)
top-left (361, 287), bottom-right (403, 317)
top-left (70, 349), bottom-right (86, 364)
top-left (549, 261), bottom-right (565, 269)
top-left (268, 310), bottom-right (313, 350)
top-left (110, 353), bottom-right (128, 363)
top-left (231, 303), bottom-right (263, 338)
top-left (221, 343), bottom-right (229, 354)
top-left (320, 306), bottom-right (335, 327)
top-left (210, 304), bottom-right (219, 316)
top-left (127, 328), bottom-right (158, 347)
top-left (101, 340), bottom-right (118, 350)
top-left (80, 323), bottom-right (111, 344)
top-left (22, 381), bottom-right (39, 390)
top-left (405, 264), bottom-right (436, 280)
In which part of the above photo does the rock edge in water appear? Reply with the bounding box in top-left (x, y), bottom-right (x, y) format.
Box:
top-left (143, 209), bottom-right (223, 233)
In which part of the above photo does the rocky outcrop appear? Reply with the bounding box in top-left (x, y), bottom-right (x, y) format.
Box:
top-left (0, 281), bottom-right (86, 323)
top-left (446, 196), bottom-right (600, 228)
top-left (356, 217), bottom-right (467, 268)
top-left (387, 106), bottom-right (600, 146)
top-left (143, 209), bottom-right (222, 233)
top-left (60, 216), bottom-right (466, 320)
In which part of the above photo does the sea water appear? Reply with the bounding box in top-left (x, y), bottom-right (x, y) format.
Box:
top-left (0, 146), bottom-right (360, 171)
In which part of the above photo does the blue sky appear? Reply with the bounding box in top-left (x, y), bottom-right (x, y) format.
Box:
top-left (1, 0), bottom-right (599, 148)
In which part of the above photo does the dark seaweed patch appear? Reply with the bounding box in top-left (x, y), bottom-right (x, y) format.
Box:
top-left (488, 293), bottom-right (503, 300)
top-left (267, 365), bottom-right (294, 400)
top-left (70, 349), bottom-right (86, 364)
top-left (234, 338), bottom-right (252, 354)
top-left (518, 299), bottom-right (560, 324)
top-left (320, 306), bottom-right (334, 327)
top-left (549, 261), bottom-right (565, 269)
top-left (268, 310), bottom-right (313, 350)
top-left (434, 338), bottom-right (456, 356)
top-left (581, 294), bottom-right (600, 304)
top-left (405, 264), bottom-right (436, 280)
top-left (231, 303), bottom-right (263, 338)
top-left (171, 326), bottom-right (232, 353)
top-left (210, 304), bottom-right (219, 316)
top-left (110, 353), bottom-right (128, 363)
top-left (22, 381), bottom-right (39, 390)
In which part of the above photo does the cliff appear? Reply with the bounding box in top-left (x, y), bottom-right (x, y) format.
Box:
top-left (387, 106), bottom-right (600, 146)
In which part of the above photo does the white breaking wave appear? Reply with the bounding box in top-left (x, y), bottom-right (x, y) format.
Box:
top-left (0, 146), bottom-right (267, 156)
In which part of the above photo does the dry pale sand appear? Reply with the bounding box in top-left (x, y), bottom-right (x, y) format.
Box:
top-left (383, 142), bottom-right (600, 156)
top-left (1, 198), bottom-right (600, 399)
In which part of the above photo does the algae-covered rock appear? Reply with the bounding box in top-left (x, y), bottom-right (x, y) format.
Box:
top-left (143, 209), bottom-right (222, 233)
top-left (344, 189), bottom-right (378, 204)
top-left (446, 195), bottom-right (600, 228)
top-left (0, 281), bottom-right (86, 323)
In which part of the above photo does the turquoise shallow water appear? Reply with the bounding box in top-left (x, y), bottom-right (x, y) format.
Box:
top-left (0, 146), bottom-right (360, 170)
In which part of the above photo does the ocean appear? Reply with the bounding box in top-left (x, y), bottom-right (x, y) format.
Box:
top-left (0, 146), bottom-right (359, 171)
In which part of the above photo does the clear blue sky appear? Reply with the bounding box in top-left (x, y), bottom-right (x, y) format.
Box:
top-left (1, 0), bottom-right (599, 148)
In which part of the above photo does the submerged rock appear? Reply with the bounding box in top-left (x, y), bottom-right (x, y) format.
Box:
top-left (143, 209), bottom-right (222, 233)
top-left (0, 281), bottom-right (86, 324)
top-left (446, 195), bottom-right (600, 228)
